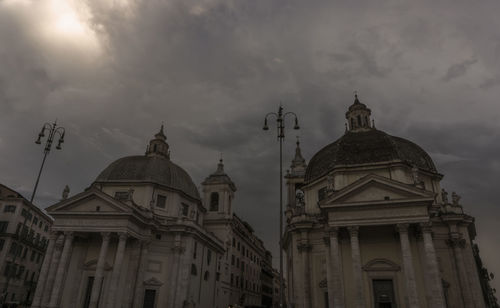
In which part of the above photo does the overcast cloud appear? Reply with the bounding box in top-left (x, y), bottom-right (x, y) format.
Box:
top-left (0, 0), bottom-right (499, 291)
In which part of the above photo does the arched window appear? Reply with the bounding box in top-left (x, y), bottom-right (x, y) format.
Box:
top-left (351, 118), bottom-right (355, 129)
top-left (357, 115), bottom-right (362, 127)
top-left (210, 192), bottom-right (219, 211)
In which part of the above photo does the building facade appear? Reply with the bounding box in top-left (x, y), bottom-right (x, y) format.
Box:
top-left (0, 184), bottom-right (53, 306)
top-left (202, 160), bottom-right (269, 307)
top-left (284, 96), bottom-right (498, 308)
top-left (31, 126), bottom-right (273, 308)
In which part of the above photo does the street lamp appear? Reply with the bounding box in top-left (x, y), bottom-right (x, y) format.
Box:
top-left (263, 105), bottom-right (299, 308)
top-left (32, 120), bottom-right (65, 202)
top-left (0, 120), bottom-right (65, 305)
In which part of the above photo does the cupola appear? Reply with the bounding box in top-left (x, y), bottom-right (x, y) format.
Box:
top-left (345, 94), bottom-right (373, 132)
top-left (145, 125), bottom-right (170, 158)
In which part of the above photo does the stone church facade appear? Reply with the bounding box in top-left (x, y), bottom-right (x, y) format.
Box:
top-left (284, 96), bottom-right (497, 308)
top-left (31, 126), bottom-right (271, 308)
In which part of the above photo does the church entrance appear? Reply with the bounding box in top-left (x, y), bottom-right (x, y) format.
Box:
top-left (372, 279), bottom-right (396, 308)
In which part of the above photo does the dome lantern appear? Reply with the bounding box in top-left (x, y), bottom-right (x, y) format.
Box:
top-left (145, 124), bottom-right (170, 159)
top-left (346, 94), bottom-right (373, 132)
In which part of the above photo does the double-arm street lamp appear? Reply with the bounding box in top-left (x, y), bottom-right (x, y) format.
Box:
top-left (263, 106), bottom-right (299, 308)
top-left (0, 120), bottom-right (65, 305)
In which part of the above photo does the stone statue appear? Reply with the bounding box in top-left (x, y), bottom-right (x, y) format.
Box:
top-left (452, 192), bottom-right (461, 206)
top-left (62, 185), bottom-right (70, 200)
top-left (295, 189), bottom-right (305, 207)
top-left (326, 174), bottom-right (334, 193)
top-left (441, 188), bottom-right (449, 204)
top-left (127, 188), bottom-right (135, 202)
top-left (411, 166), bottom-right (420, 185)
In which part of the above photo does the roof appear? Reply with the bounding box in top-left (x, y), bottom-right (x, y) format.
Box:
top-left (305, 129), bottom-right (437, 183)
top-left (94, 155), bottom-right (200, 200)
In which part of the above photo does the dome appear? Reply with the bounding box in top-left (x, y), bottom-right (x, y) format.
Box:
top-left (95, 155), bottom-right (200, 200)
top-left (304, 129), bottom-right (437, 183)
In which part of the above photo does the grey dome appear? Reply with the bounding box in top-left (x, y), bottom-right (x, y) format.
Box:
top-left (305, 129), bottom-right (437, 183)
top-left (95, 155), bottom-right (200, 200)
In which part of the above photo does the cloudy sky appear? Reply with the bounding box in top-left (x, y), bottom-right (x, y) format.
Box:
top-left (1, 0), bottom-right (499, 291)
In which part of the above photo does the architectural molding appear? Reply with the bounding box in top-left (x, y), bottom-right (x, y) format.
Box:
top-left (362, 258), bottom-right (401, 272)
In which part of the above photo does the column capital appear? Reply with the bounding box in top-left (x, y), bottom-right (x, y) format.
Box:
top-left (118, 232), bottom-right (128, 242)
top-left (347, 226), bottom-right (359, 237)
top-left (64, 231), bottom-right (74, 239)
top-left (420, 222), bottom-right (433, 233)
top-left (396, 223), bottom-right (410, 233)
top-left (49, 231), bottom-right (59, 240)
top-left (54, 234), bottom-right (65, 247)
top-left (101, 232), bottom-right (111, 241)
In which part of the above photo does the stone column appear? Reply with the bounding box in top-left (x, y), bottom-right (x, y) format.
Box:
top-left (48, 232), bottom-right (74, 308)
top-left (447, 235), bottom-right (474, 307)
top-left (298, 231), bottom-right (312, 308)
top-left (89, 232), bottom-right (111, 308)
top-left (348, 226), bottom-right (365, 308)
top-left (41, 233), bottom-right (64, 307)
top-left (133, 240), bottom-right (150, 308)
top-left (323, 235), bottom-right (335, 308)
top-left (396, 224), bottom-right (419, 308)
top-left (174, 238), bottom-right (195, 307)
top-left (168, 241), bottom-right (185, 307)
top-left (329, 228), bottom-right (345, 308)
top-left (31, 232), bottom-right (58, 308)
top-left (420, 223), bottom-right (446, 308)
top-left (107, 232), bottom-right (128, 308)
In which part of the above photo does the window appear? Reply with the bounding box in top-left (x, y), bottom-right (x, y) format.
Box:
top-left (155, 234), bottom-right (161, 240)
top-left (191, 264), bottom-right (197, 276)
top-left (114, 191), bottom-right (129, 201)
top-left (237, 241), bottom-right (240, 251)
top-left (204, 271), bottom-right (209, 281)
top-left (193, 242), bottom-right (198, 259)
top-left (156, 194), bottom-right (166, 208)
top-left (16, 223), bottom-right (21, 235)
top-left (0, 221), bottom-right (8, 233)
top-left (33, 217), bottom-right (38, 225)
top-left (9, 242), bottom-right (17, 255)
top-left (30, 250), bottom-right (36, 262)
top-left (4, 205), bottom-right (16, 213)
top-left (232, 238), bottom-right (235, 247)
top-left (0, 239), bottom-right (4, 251)
top-left (231, 274), bottom-right (234, 285)
top-left (181, 204), bottom-right (189, 216)
top-left (39, 221), bottom-right (43, 228)
top-left (231, 255), bottom-right (235, 265)
top-left (357, 115), bottom-right (362, 126)
top-left (207, 249), bottom-right (212, 265)
top-left (318, 187), bottom-right (327, 201)
top-left (21, 209), bottom-right (32, 220)
top-left (44, 225), bottom-right (48, 232)
top-left (209, 192), bottom-right (219, 211)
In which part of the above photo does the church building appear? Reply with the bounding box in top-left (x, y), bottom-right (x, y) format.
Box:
top-left (284, 95), bottom-right (497, 308)
top-left (31, 126), bottom-right (272, 308)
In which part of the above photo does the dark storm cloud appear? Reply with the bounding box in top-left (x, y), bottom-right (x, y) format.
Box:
top-left (1, 0), bottom-right (500, 290)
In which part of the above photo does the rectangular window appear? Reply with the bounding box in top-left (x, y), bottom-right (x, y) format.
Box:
top-left (181, 204), bottom-right (189, 216)
top-left (0, 221), bottom-right (8, 233)
top-left (318, 187), bottom-right (328, 201)
top-left (0, 239), bottom-right (4, 251)
top-left (372, 279), bottom-right (396, 308)
top-left (231, 255), bottom-right (235, 265)
top-left (33, 217), bottom-right (38, 225)
top-left (193, 242), bottom-right (197, 259)
top-left (21, 209), bottom-right (32, 220)
top-left (114, 191), bottom-right (129, 201)
top-left (4, 205), bottom-right (16, 213)
top-left (82, 276), bottom-right (94, 308)
top-left (156, 194), bottom-right (166, 208)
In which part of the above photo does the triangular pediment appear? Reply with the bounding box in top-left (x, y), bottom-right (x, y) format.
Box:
top-left (320, 174), bottom-right (434, 207)
top-left (47, 188), bottom-right (133, 214)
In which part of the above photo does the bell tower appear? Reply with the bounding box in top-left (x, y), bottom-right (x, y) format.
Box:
top-left (285, 137), bottom-right (308, 210)
top-left (202, 159), bottom-right (236, 218)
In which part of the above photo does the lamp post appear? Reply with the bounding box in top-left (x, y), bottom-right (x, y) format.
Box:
top-left (263, 106), bottom-right (299, 308)
top-left (0, 120), bottom-right (65, 305)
